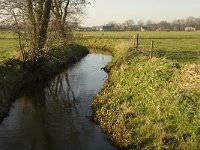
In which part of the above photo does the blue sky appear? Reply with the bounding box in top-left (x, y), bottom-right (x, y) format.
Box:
top-left (82, 0), bottom-right (200, 26)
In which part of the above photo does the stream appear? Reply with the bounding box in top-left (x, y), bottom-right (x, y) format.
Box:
top-left (0, 53), bottom-right (115, 150)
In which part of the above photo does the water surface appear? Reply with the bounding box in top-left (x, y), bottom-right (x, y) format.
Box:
top-left (0, 54), bottom-right (115, 150)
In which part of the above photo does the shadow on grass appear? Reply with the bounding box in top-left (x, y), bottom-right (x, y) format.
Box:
top-left (0, 59), bottom-right (24, 121)
top-left (154, 50), bottom-right (200, 64)
top-left (0, 59), bottom-right (23, 87)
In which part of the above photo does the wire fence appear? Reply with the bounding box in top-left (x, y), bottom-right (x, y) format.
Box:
top-left (75, 32), bottom-right (200, 63)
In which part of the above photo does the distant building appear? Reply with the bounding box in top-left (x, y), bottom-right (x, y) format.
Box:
top-left (156, 28), bottom-right (171, 32)
top-left (125, 25), bottom-right (139, 31)
top-left (185, 27), bottom-right (196, 32)
top-left (164, 29), bottom-right (171, 32)
top-left (77, 27), bottom-right (88, 32)
top-left (90, 26), bottom-right (103, 31)
top-left (98, 27), bottom-right (103, 31)
top-left (140, 26), bottom-right (152, 31)
top-left (103, 25), bottom-right (114, 31)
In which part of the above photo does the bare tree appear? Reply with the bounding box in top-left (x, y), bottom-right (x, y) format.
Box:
top-left (0, 0), bottom-right (53, 64)
top-left (123, 19), bottom-right (134, 31)
top-left (0, 0), bottom-right (88, 66)
top-left (137, 20), bottom-right (144, 27)
top-left (51, 0), bottom-right (70, 39)
top-left (157, 21), bottom-right (171, 30)
top-left (50, 0), bottom-right (88, 44)
top-left (172, 19), bottom-right (185, 31)
top-left (124, 19), bottom-right (134, 27)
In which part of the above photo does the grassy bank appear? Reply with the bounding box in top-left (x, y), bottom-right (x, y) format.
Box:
top-left (0, 43), bottom-right (89, 121)
top-left (78, 32), bottom-right (200, 149)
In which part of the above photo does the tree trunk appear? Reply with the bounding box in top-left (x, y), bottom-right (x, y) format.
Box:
top-left (37, 0), bottom-right (53, 51)
top-left (27, 0), bottom-right (37, 49)
top-left (53, 0), bottom-right (70, 39)
top-left (36, 0), bottom-right (45, 29)
top-left (61, 0), bottom-right (70, 38)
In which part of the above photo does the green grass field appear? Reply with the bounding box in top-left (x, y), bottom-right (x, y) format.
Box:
top-left (0, 39), bottom-right (18, 63)
top-left (0, 32), bottom-right (18, 64)
top-left (76, 31), bottom-right (200, 39)
top-left (76, 31), bottom-right (200, 64)
top-left (1, 31), bottom-right (200, 64)
top-left (0, 32), bottom-right (17, 39)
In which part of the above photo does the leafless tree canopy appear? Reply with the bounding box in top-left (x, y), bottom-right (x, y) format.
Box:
top-left (0, 0), bottom-right (88, 65)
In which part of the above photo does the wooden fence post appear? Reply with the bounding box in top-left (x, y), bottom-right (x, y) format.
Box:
top-left (136, 33), bottom-right (139, 50)
top-left (150, 40), bottom-right (154, 58)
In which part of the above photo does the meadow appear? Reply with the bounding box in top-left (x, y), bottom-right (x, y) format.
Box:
top-left (0, 32), bottom-right (18, 64)
top-left (1, 31), bottom-right (200, 64)
top-left (77, 31), bottom-right (200, 64)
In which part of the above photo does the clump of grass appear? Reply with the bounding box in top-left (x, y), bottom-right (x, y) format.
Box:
top-left (92, 42), bottom-right (200, 149)
top-left (181, 64), bottom-right (200, 89)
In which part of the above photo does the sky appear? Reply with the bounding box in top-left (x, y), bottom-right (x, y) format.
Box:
top-left (81, 0), bottom-right (200, 26)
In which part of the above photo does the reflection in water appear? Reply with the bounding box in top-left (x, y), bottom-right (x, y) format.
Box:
top-left (0, 54), bottom-right (115, 150)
